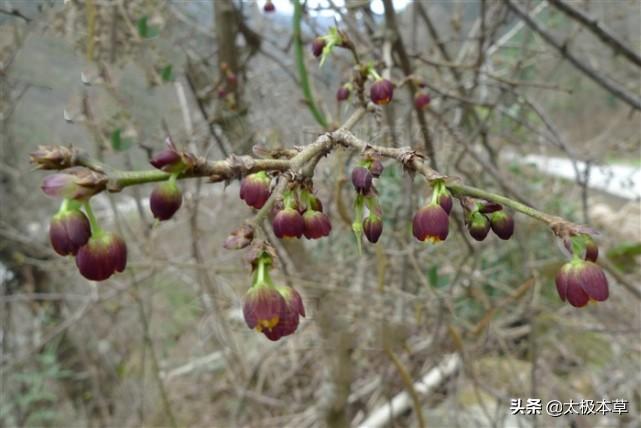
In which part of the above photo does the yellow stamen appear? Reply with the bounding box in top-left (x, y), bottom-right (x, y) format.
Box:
top-left (255, 316), bottom-right (280, 332)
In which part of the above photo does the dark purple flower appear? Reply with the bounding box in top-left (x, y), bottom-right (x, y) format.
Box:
top-left (336, 86), bottom-right (350, 102)
top-left (555, 260), bottom-right (609, 307)
top-left (467, 212), bottom-right (490, 241)
top-left (263, 0), bottom-right (275, 13)
top-left (49, 210), bottom-right (91, 256)
top-left (150, 181), bottom-right (182, 221)
top-left (311, 37), bottom-right (326, 58)
top-left (351, 166), bottom-right (373, 194)
top-left (303, 210), bottom-right (332, 239)
top-left (414, 92), bottom-right (431, 109)
top-left (272, 208), bottom-right (304, 238)
top-left (240, 172), bottom-right (271, 209)
top-left (363, 215), bottom-right (383, 243)
top-left (370, 79), bottom-right (394, 105)
top-left (243, 286), bottom-right (286, 333)
top-left (263, 286), bottom-right (306, 341)
top-left (489, 211), bottom-right (514, 240)
top-left (412, 203), bottom-right (449, 243)
top-left (75, 232), bottom-right (127, 281)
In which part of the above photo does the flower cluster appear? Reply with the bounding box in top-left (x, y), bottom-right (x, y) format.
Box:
top-left (272, 187), bottom-right (331, 240)
top-left (463, 201), bottom-right (514, 241)
top-left (45, 197), bottom-right (127, 282)
top-left (351, 157), bottom-right (384, 245)
top-left (149, 141), bottom-right (187, 221)
top-left (243, 251), bottom-right (305, 341)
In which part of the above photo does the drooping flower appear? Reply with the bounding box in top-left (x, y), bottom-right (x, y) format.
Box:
top-left (467, 211), bottom-right (490, 241)
top-left (363, 214), bottom-right (383, 243)
top-left (240, 171), bottom-right (272, 209)
top-left (75, 232), bottom-right (127, 281)
top-left (243, 286), bottom-right (286, 334)
top-left (351, 166), bottom-right (373, 194)
top-left (49, 209), bottom-right (91, 256)
top-left (273, 207), bottom-right (304, 238)
top-left (263, 286), bottom-right (306, 341)
top-left (555, 260), bottom-right (609, 307)
top-left (311, 37), bottom-right (326, 58)
top-left (336, 85), bottom-right (350, 102)
top-left (303, 210), bottom-right (332, 239)
top-left (489, 210), bottom-right (514, 240)
top-left (370, 79), bottom-right (394, 105)
top-left (150, 180), bottom-right (182, 221)
top-left (412, 203), bottom-right (449, 243)
top-left (414, 92), bottom-right (431, 110)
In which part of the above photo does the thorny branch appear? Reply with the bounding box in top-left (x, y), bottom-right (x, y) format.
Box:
top-left (32, 107), bottom-right (588, 240)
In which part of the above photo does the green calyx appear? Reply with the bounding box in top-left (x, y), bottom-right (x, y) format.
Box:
top-left (352, 194), bottom-right (365, 255)
top-left (57, 198), bottom-right (83, 216)
top-left (367, 65), bottom-right (382, 81)
top-left (568, 234), bottom-right (594, 260)
top-left (319, 27), bottom-right (343, 67)
top-left (282, 190), bottom-right (297, 210)
top-left (252, 253), bottom-right (275, 289)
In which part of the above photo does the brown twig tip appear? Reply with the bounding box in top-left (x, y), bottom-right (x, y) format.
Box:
top-left (30, 145), bottom-right (79, 170)
top-left (550, 218), bottom-right (596, 239)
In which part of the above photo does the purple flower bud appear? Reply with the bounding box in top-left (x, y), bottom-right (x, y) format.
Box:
top-left (263, 0), bottom-right (275, 13)
top-left (243, 286), bottom-right (286, 333)
top-left (336, 86), bottom-right (350, 102)
top-left (478, 202), bottom-right (503, 214)
top-left (370, 159), bottom-right (384, 178)
top-left (467, 212), bottom-right (490, 241)
top-left (311, 37), bottom-right (326, 58)
top-left (272, 208), bottom-right (304, 239)
top-left (438, 193), bottom-right (453, 215)
top-left (489, 211), bottom-right (514, 240)
top-left (224, 224), bottom-right (254, 250)
top-left (75, 232), bottom-right (127, 281)
top-left (414, 92), bottom-right (431, 110)
top-left (240, 172), bottom-right (271, 209)
top-left (150, 181), bottom-right (182, 221)
top-left (41, 173), bottom-right (95, 200)
top-left (150, 148), bottom-right (183, 173)
top-left (49, 210), bottom-right (91, 256)
top-left (363, 215), bottom-right (383, 243)
top-left (585, 240), bottom-right (599, 262)
top-left (412, 203), bottom-right (449, 243)
top-left (370, 79), bottom-right (394, 105)
top-left (564, 236), bottom-right (599, 262)
top-left (303, 211), bottom-right (332, 239)
top-left (351, 167), bottom-right (373, 194)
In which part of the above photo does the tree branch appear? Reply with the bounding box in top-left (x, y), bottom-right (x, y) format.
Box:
top-left (505, 0), bottom-right (641, 111)
top-left (547, 0), bottom-right (641, 69)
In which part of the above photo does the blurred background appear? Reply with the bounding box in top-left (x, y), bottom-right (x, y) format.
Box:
top-left (0, 1), bottom-right (639, 427)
